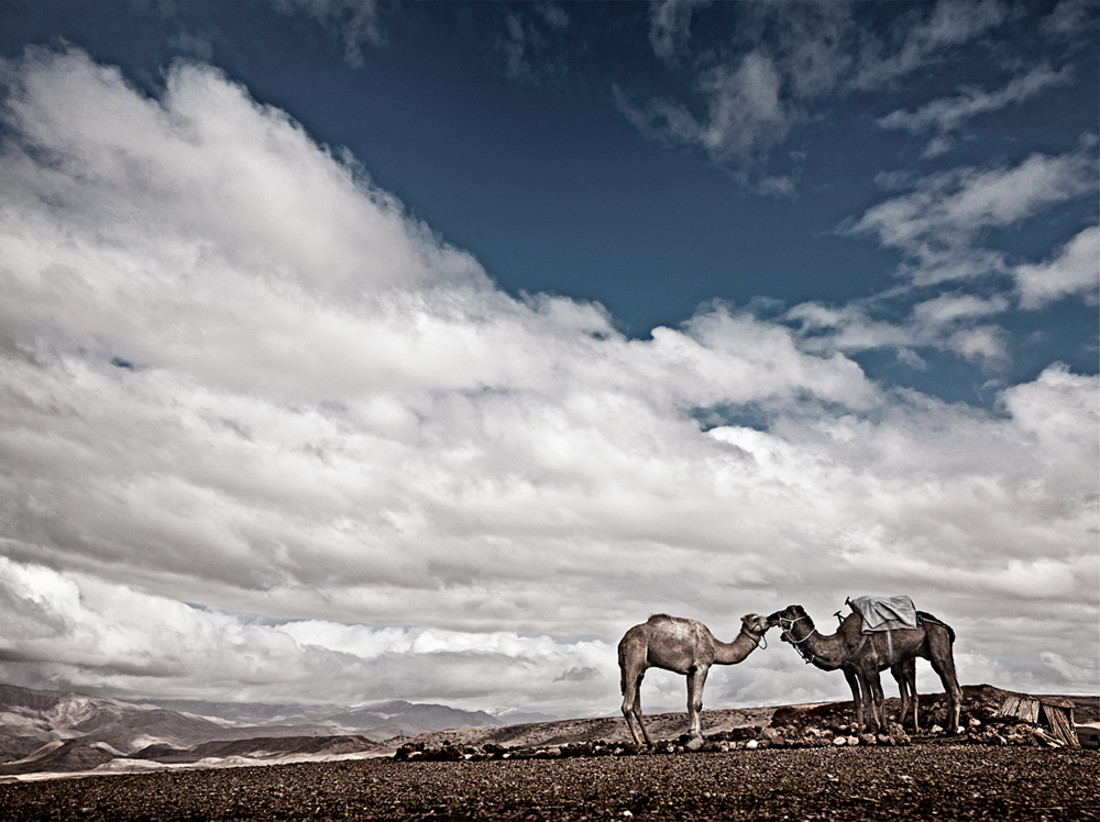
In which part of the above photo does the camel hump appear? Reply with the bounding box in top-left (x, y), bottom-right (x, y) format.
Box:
top-left (646, 614), bottom-right (707, 635)
top-left (848, 595), bottom-right (918, 630)
top-left (916, 611), bottom-right (956, 643)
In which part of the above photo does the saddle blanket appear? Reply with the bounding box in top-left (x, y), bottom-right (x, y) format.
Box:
top-left (848, 595), bottom-right (918, 632)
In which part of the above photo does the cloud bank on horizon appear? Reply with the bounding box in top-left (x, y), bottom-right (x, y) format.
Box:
top-left (0, 0), bottom-right (1096, 718)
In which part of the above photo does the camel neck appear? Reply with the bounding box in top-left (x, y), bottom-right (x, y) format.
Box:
top-left (786, 616), bottom-right (851, 670)
top-left (714, 627), bottom-right (763, 665)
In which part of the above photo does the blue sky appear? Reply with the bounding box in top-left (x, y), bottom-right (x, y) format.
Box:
top-left (6, 1), bottom-right (1095, 398)
top-left (0, 1), bottom-right (1096, 719)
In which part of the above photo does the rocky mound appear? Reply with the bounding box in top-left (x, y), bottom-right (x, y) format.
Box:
top-left (393, 684), bottom-right (1090, 762)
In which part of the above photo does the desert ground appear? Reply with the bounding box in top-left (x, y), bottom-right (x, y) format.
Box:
top-left (0, 746), bottom-right (1097, 821)
top-left (1, 687), bottom-right (1096, 821)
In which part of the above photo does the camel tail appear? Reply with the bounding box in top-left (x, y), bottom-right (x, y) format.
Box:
top-left (917, 611), bottom-right (956, 643)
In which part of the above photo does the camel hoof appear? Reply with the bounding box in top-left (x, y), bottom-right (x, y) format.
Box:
top-left (685, 736), bottom-right (704, 751)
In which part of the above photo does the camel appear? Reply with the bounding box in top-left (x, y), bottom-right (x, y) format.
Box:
top-left (768, 604), bottom-right (962, 733)
top-left (829, 608), bottom-right (919, 731)
top-left (618, 612), bottom-right (770, 748)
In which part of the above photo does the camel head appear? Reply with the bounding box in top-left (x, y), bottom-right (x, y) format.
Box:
top-left (768, 605), bottom-right (810, 644)
top-left (740, 613), bottom-right (771, 635)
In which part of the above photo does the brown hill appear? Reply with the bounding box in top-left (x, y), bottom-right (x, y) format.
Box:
top-left (377, 684), bottom-right (1098, 755)
top-left (132, 735), bottom-right (381, 763)
top-left (0, 740), bottom-right (115, 775)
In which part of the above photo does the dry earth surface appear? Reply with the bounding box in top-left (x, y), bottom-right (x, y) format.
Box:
top-left (0, 687), bottom-right (1096, 821)
top-left (0, 746), bottom-right (1096, 821)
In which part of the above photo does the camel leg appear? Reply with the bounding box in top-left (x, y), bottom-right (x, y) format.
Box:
top-left (620, 698), bottom-right (639, 745)
top-left (890, 663), bottom-right (909, 727)
top-left (891, 659), bottom-right (918, 731)
top-left (862, 666), bottom-right (886, 733)
top-left (930, 648), bottom-right (962, 733)
top-left (685, 666), bottom-right (709, 748)
top-left (843, 667), bottom-right (864, 731)
top-left (905, 658), bottom-right (919, 732)
top-left (638, 682), bottom-right (651, 743)
top-left (620, 700), bottom-right (640, 745)
top-left (621, 672), bottom-right (650, 746)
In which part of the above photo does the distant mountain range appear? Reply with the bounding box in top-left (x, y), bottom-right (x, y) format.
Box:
top-left (150, 696), bottom-right (505, 741)
top-left (6, 682), bottom-right (1091, 780)
top-left (0, 683), bottom-right (504, 776)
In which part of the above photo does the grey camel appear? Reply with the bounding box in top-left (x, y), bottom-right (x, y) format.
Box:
top-left (618, 613), bottom-right (770, 748)
top-left (768, 604), bottom-right (962, 733)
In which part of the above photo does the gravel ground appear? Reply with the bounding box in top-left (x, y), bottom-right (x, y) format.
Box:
top-left (1, 746), bottom-right (1096, 821)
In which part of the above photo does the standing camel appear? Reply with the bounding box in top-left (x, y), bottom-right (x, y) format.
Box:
top-left (768, 604), bottom-right (961, 733)
top-left (618, 613), bottom-right (770, 748)
top-left (829, 607), bottom-right (919, 731)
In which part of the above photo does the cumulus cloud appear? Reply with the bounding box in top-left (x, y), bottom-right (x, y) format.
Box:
top-left (797, 141), bottom-right (1096, 372)
top-left (0, 48), bottom-right (1096, 714)
top-left (787, 293), bottom-right (1012, 370)
top-left (1014, 225), bottom-right (1100, 309)
top-left (850, 0), bottom-right (1009, 90)
top-left (623, 0), bottom-right (1017, 185)
top-left (0, 556), bottom-right (615, 712)
top-left (614, 49), bottom-right (797, 194)
top-left (877, 65), bottom-right (1073, 158)
top-left (846, 145), bottom-right (1098, 287)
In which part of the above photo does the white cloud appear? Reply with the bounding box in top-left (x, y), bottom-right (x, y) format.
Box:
top-left (647, 0), bottom-right (710, 64)
top-left (787, 294), bottom-right (1012, 369)
top-left (801, 145), bottom-right (1095, 371)
top-left (911, 293), bottom-right (1009, 326)
top-left (1014, 225), bottom-right (1100, 309)
top-left (498, 4), bottom-right (570, 83)
top-left (0, 556), bottom-right (616, 712)
top-left (623, 0), bottom-right (1016, 184)
top-left (1041, 0), bottom-right (1098, 39)
top-left (852, 0), bottom-right (1009, 90)
top-left (615, 51), bottom-right (790, 167)
top-left (877, 65), bottom-right (1073, 157)
top-left (847, 146), bottom-right (1098, 287)
top-left (274, 0), bottom-right (386, 66)
top-left (0, 49), bottom-right (1096, 714)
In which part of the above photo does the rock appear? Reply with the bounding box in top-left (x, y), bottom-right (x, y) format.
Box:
top-left (859, 734), bottom-right (877, 746)
top-left (832, 737), bottom-right (848, 746)
top-left (887, 722), bottom-right (911, 746)
top-left (761, 727), bottom-right (785, 747)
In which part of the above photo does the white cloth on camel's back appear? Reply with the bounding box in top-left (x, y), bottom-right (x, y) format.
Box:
top-left (848, 595), bottom-right (918, 632)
